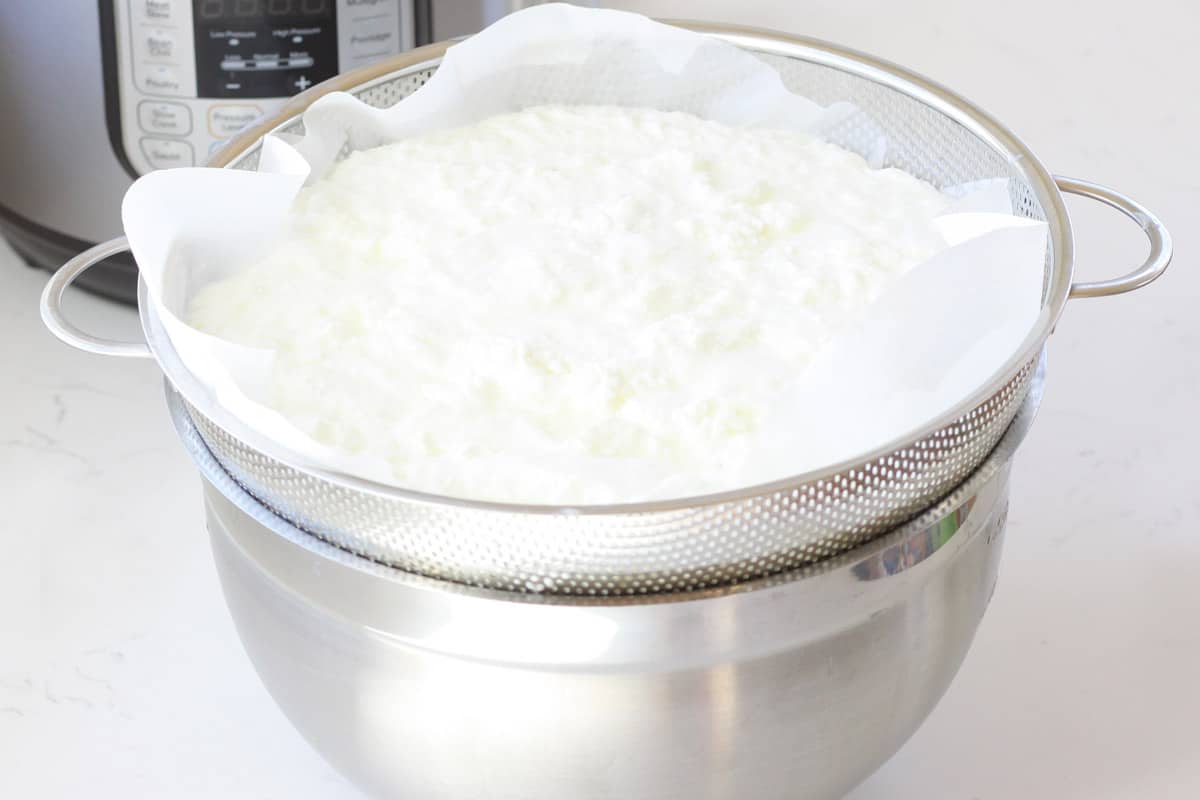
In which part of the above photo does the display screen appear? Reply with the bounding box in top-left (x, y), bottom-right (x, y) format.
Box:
top-left (197, 0), bottom-right (331, 19)
top-left (192, 0), bottom-right (340, 98)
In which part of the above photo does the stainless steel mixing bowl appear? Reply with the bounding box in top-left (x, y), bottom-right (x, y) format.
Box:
top-left (168, 361), bottom-right (1041, 800)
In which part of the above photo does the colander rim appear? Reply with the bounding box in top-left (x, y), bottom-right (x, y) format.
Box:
top-left (141, 21), bottom-right (1071, 517)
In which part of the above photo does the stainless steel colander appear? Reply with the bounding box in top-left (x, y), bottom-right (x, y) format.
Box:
top-left (42, 22), bottom-right (1171, 596)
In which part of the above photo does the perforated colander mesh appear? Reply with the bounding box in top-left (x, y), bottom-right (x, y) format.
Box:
top-left (189, 40), bottom-right (1048, 596)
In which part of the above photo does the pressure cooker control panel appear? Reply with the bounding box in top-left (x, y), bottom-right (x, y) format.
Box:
top-left (107, 0), bottom-right (415, 175)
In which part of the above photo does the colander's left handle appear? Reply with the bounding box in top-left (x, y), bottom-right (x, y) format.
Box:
top-left (40, 236), bottom-right (153, 359)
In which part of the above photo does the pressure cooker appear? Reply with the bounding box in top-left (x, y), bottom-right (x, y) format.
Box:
top-left (0, 0), bottom-right (536, 302)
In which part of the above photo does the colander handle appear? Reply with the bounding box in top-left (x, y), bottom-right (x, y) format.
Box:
top-left (40, 236), bottom-right (153, 359)
top-left (1058, 176), bottom-right (1173, 299)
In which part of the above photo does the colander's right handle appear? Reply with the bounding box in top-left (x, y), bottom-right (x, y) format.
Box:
top-left (40, 236), bottom-right (153, 359)
top-left (1058, 176), bottom-right (1173, 299)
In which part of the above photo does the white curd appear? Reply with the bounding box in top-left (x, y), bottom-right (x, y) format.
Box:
top-left (188, 105), bottom-right (949, 504)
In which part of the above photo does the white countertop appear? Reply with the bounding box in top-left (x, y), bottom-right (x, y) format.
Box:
top-left (2, 1), bottom-right (1196, 797)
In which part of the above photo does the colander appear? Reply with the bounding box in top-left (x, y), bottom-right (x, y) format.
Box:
top-left (41, 22), bottom-right (1171, 597)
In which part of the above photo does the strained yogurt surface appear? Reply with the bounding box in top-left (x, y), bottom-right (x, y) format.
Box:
top-left (188, 105), bottom-right (950, 504)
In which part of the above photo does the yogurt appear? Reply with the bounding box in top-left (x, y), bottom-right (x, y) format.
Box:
top-left (188, 105), bottom-right (950, 504)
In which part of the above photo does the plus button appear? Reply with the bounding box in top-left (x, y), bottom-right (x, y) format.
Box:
top-left (294, 75), bottom-right (312, 91)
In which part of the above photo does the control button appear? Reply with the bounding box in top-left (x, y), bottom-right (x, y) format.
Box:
top-left (138, 101), bottom-right (192, 136)
top-left (138, 0), bottom-right (173, 21)
top-left (346, 30), bottom-right (398, 64)
top-left (293, 75), bottom-right (312, 91)
top-left (137, 64), bottom-right (184, 96)
top-left (339, 10), bottom-right (402, 70)
top-left (144, 31), bottom-right (175, 60)
top-left (348, 29), bottom-right (396, 54)
top-left (207, 104), bottom-right (263, 138)
top-left (140, 137), bottom-right (194, 169)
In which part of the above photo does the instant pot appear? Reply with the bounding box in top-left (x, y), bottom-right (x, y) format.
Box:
top-left (0, 0), bottom-right (521, 302)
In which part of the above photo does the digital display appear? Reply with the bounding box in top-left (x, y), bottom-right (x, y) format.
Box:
top-left (192, 0), bottom-right (341, 98)
top-left (198, 0), bottom-right (331, 18)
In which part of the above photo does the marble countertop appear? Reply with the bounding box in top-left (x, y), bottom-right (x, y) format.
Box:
top-left (2, 1), bottom-right (1196, 797)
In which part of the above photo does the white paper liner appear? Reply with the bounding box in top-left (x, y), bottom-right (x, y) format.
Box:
top-left (122, 3), bottom-right (1047, 500)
